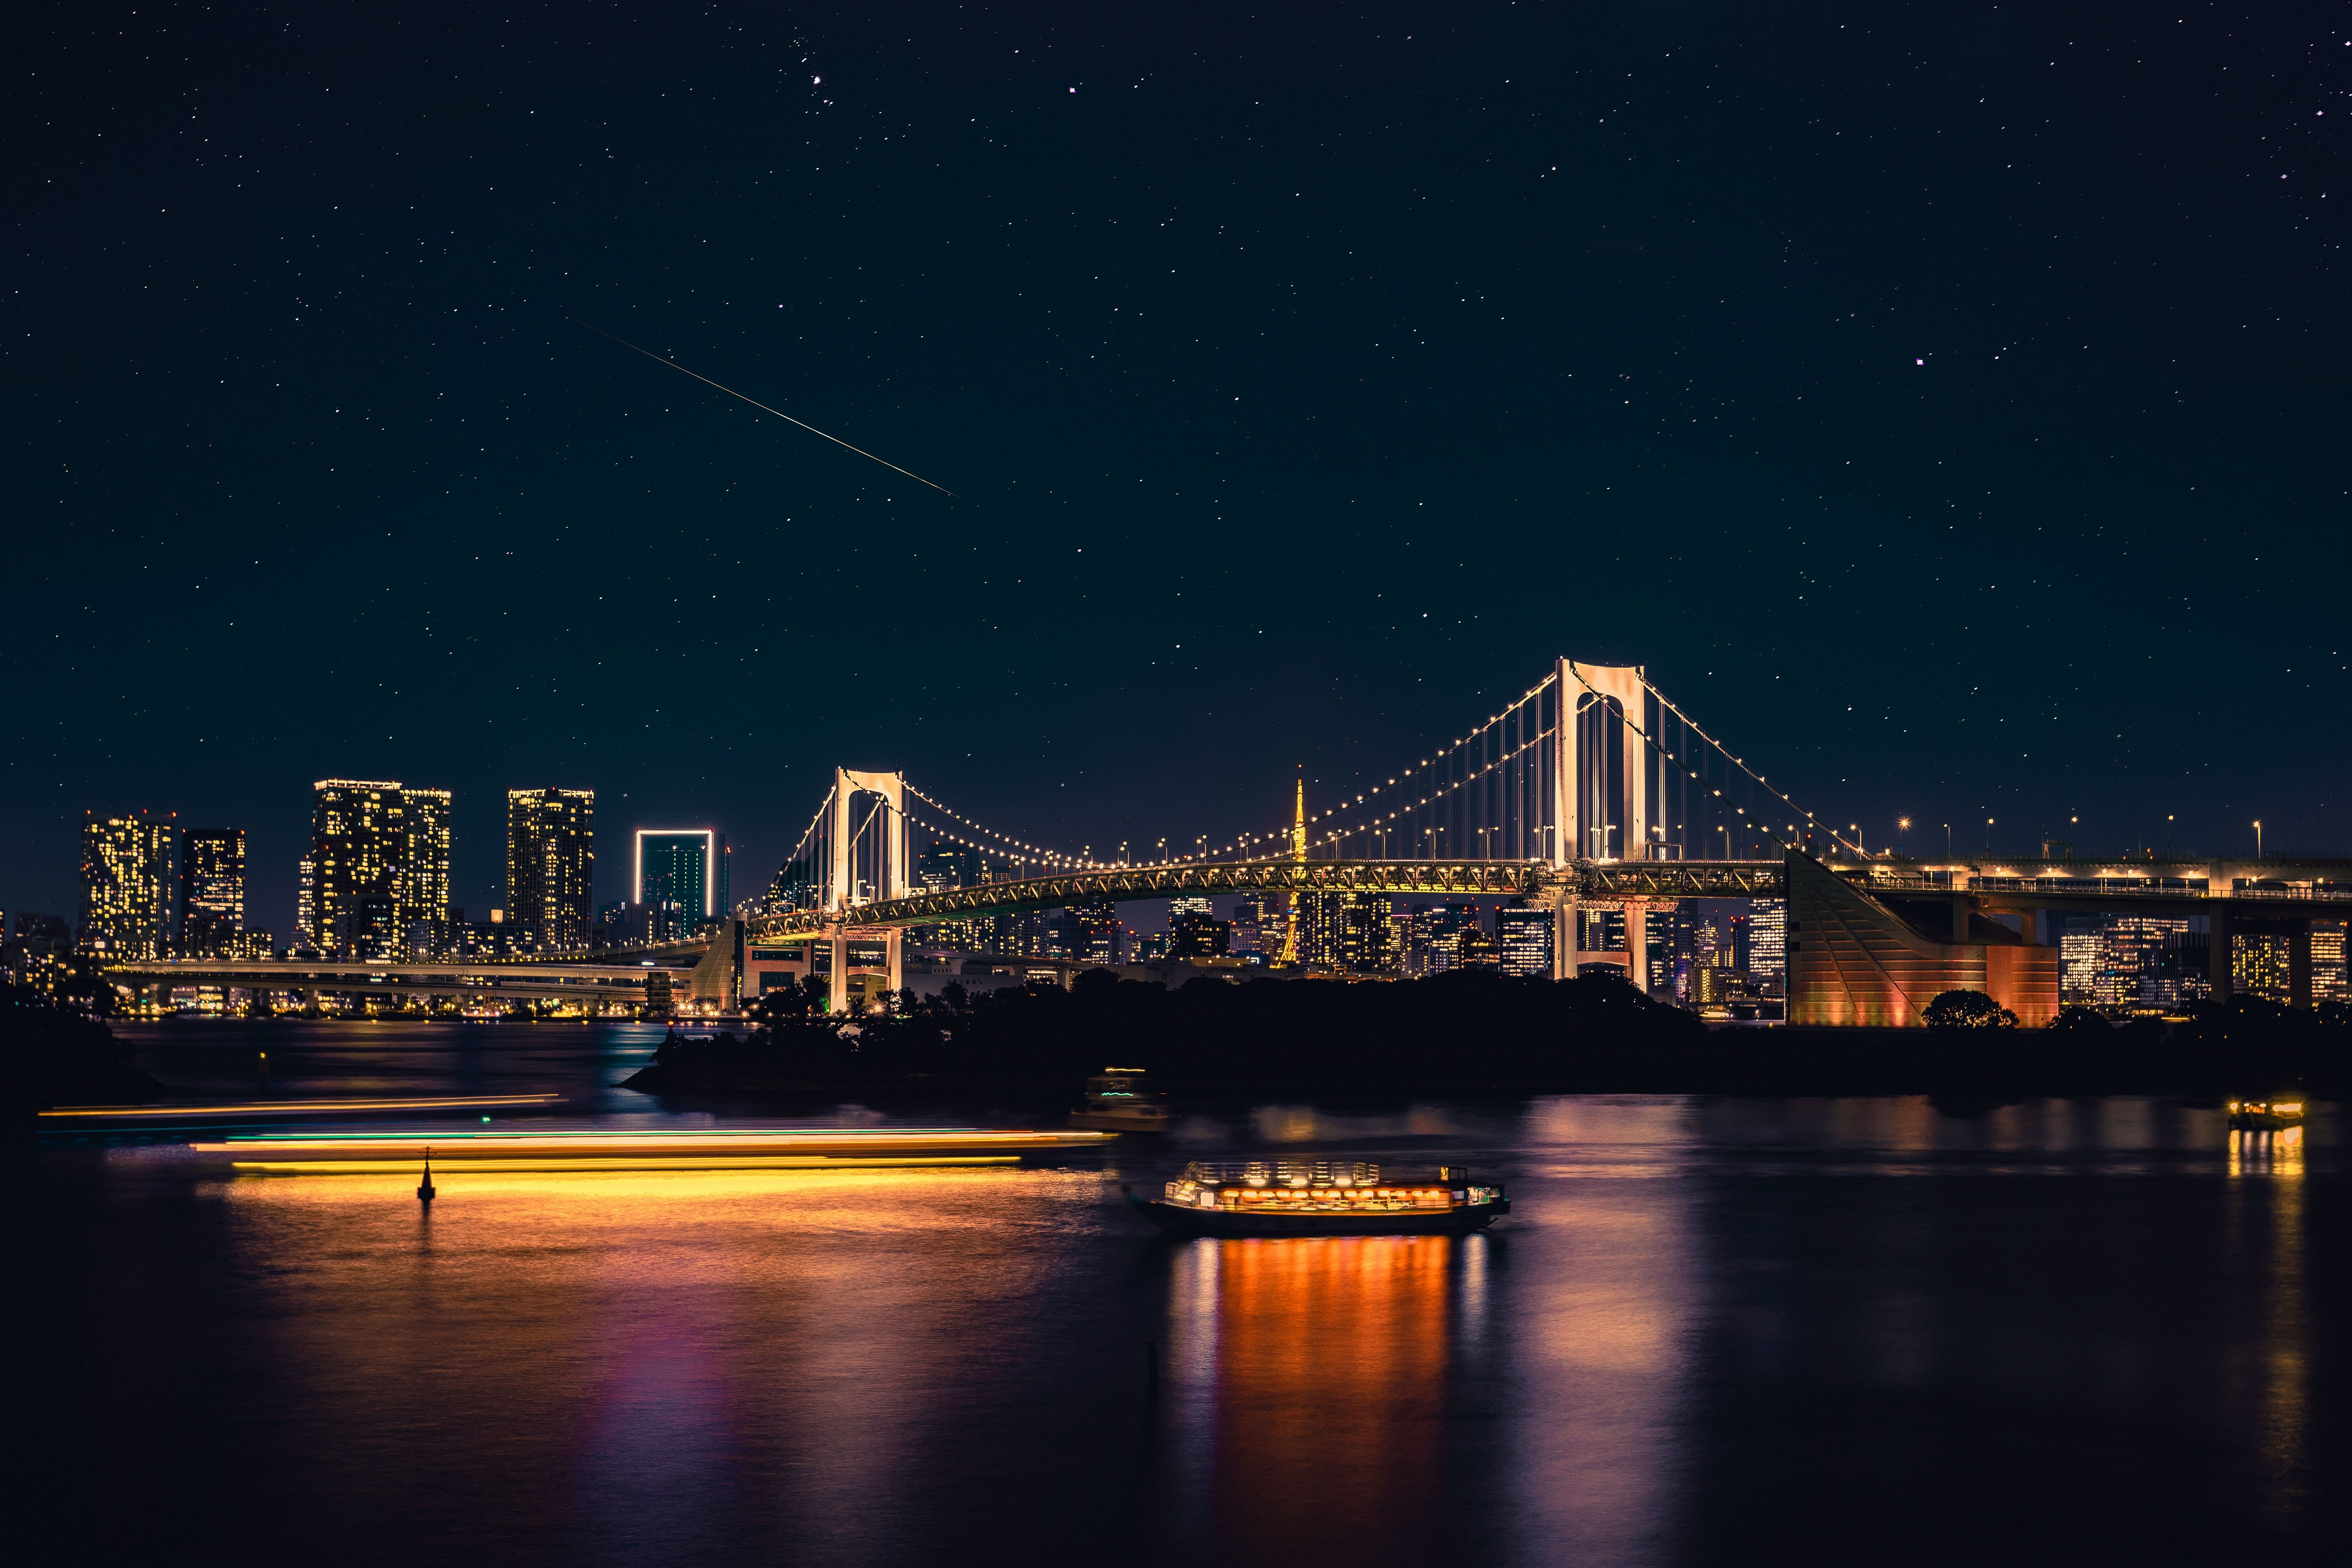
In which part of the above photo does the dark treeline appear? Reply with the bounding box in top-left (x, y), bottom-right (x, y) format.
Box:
top-left (624, 972), bottom-right (2351, 1101)
top-left (2, 984), bottom-right (165, 1111)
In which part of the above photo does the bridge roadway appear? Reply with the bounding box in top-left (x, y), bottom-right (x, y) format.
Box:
top-left (746, 852), bottom-right (2352, 939)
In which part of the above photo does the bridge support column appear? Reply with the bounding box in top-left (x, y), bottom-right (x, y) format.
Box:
top-left (885, 928), bottom-right (904, 1003)
top-left (2290, 923), bottom-right (2313, 1010)
top-left (2208, 910), bottom-right (2232, 1003)
top-left (1626, 900), bottom-right (1649, 994)
top-left (828, 928), bottom-right (850, 1015)
top-left (1550, 889), bottom-right (1577, 982)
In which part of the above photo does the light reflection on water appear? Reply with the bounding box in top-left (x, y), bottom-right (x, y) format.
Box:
top-left (33, 1042), bottom-right (2340, 1567)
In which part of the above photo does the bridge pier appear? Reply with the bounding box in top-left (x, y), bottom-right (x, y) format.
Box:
top-left (2290, 924), bottom-right (2313, 1011)
top-left (2209, 909), bottom-right (2232, 1003)
top-left (1626, 899), bottom-right (1650, 994)
top-left (1549, 888), bottom-right (1578, 982)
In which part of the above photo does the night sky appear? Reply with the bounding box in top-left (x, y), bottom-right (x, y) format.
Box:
top-left (7, 3), bottom-right (2347, 930)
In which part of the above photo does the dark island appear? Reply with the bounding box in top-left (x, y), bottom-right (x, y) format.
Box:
top-left (3, 982), bottom-right (167, 1113)
top-left (623, 969), bottom-right (2350, 1104)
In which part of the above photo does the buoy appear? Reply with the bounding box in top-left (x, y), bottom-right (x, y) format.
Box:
top-left (418, 1149), bottom-right (436, 1205)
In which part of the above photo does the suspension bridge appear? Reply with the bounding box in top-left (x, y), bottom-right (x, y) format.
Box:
top-left (110, 656), bottom-right (2352, 1026)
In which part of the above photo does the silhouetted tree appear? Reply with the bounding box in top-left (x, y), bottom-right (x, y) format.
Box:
top-left (2047, 1004), bottom-right (2112, 1038)
top-left (1922, 989), bottom-right (2019, 1029)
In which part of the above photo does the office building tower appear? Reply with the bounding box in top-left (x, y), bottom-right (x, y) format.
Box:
top-left (80, 811), bottom-right (179, 959)
top-left (638, 830), bottom-right (722, 926)
top-left (403, 787), bottom-right (453, 932)
top-left (2235, 933), bottom-right (2290, 1004)
top-left (1295, 892), bottom-right (1347, 968)
top-left (916, 841), bottom-right (984, 892)
top-left (1172, 910), bottom-right (1231, 958)
top-left (1456, 923), bottom-right (1502, 970)
top-left (2313, 923), bottom-right (2348, 1003)
top-left (507, 788), bottom-right (595, 952)
top-left (1169, 895), bottom-right (1213, 923)
top-left (1498, 903), bottom-right (1554, 978)
top-left (1747, 899), bottom-right (1786, 993)
top-left (2061, 921), bottom-right (2105, 1007)
top-left (1414, 903), bottom-right (1481, 974)
top-left (310, 780), bottom-right (451, 960)
top-left (179, 828), bottom-right (246, 957)
top-left (1337, 894), bottom-right (1391, 968)
top-left (1069, 898), bottom-right (1121, 966)
top-left (295, 856), bottom-right (318, 952)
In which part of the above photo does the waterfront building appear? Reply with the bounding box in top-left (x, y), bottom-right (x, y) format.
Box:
top-left (1412, 903), bottom-right (1480, 974)
top-left (637, 830), bottom-right (725, 926)
top-left (1456, 923), bottom-right (1502, 970)
top-left (80, 811), bottom-right (179, 959)
top-left (1169, 895), bottom-right (1213, 923)
top-left (507, 788), bottom-right (595, 952)
top-left (310, 781), bottom-right (452, 960)
top-left (179, 828), bottom-right (246, 957)
top-left (1498, 903), bottom-right (1553, 978)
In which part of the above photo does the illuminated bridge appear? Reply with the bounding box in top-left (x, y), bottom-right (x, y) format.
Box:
top-left (115, 657), bottom-right (2351, 1027)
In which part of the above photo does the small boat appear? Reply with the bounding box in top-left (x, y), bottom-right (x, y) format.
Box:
top-left (1069, 1067), bottom-right (1172, 1133)
top-left (1125, 1159), bottom-right (1509, 1237)
top-left (2227, 1095), bottom-right (2305, 1131)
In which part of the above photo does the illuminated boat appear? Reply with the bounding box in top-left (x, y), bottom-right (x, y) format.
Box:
top-left (1069, 1067), bottom-right (1172, 1133)
top-left (2227, 1095), bottom-right (2305, 1131)
top-left (1125, 1160), bottom-right (1509, 1237)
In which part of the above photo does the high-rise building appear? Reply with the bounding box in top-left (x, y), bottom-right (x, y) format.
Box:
top-left (2061, 924), bottom-right (2106, 1007)
top-left (1497, 903), bottom-right (1554, 977)
top-left (1296, 892), bottom-right (1347, 968)
top-left (295, 856), bottom-right (318, 952)
top-left (80, 811), bottom-right (179, 958)
top-left (179, 828), bottom-right (246, 957)
top-left (1069, 898), bottom-right (1121, 965)
top-left (507, 788), bottom-right (595, 952)
top-left (1169, 896), bottom-right (1213, 923)
top-left (916, 841), bottom-right (984, 892)
top-left (1747, 899), bottom-right (1786, 994)
top-left (2235, 933), bottom-right (2290, 1003)
top-left (2313, 923), bottom-right (2348, 1003)
top-left (1172, 910), bottom-right (1231, 958)
top-left (310, 780), bottom-right (451, 960)
top-left (638, 830), bottom-right (723, 926)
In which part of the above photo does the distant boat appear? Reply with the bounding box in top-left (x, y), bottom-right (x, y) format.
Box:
top-left (2227, 1095), bottom-right (2305, 1132)
top-left (1069, 1067), bottom-right (1172, 1133)
top-left (1125, 1159), bottom-right (1509, 1237)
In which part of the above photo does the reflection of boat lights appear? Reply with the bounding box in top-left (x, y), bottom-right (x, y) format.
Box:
top-left (229, 1155), bottom-right (1020, 1175)
top-left (192, 1127), bottom-right (1114, 1173)
top-left (42, 1094), bottom-right (564, 1120)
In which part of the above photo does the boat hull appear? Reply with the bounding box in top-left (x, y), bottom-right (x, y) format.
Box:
top-left (1069, 1111), bottom-right (1171, 1133)
top-left (1127, 1189), bottom-right (1507, 1237)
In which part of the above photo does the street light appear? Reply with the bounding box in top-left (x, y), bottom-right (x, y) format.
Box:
top-left (2254, 820), bottom-right (2264, 858)
top-left (1898, 817), bottom-right (1911, 857)
top-left (1985, 816), bottom-right (1995, 852)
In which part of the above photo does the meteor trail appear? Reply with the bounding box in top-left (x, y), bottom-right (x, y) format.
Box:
top-left (573, 319), bottom-right (967, 502)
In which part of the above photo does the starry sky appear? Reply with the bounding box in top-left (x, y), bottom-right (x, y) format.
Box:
top-left (6, 2), bottom-right (2347, 929)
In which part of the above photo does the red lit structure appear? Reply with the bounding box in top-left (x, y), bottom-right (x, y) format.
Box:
top-left (1786, 853), bottom-right (2060, 1027)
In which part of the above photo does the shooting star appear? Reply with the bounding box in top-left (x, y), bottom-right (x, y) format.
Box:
top-left (573, 319), bottom-right (968, 502)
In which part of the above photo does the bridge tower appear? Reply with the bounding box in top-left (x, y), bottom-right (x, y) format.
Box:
top-left (1278, 772), bottom-right (1306, 967)
top-left (826, 768), bottom-right (910, 1014)
top-left (1550, 659), bottom-right (1653, 990)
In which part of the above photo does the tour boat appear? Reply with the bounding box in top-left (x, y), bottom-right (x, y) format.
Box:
top-left (2226, 1095), bottom-right (2305, 1132)
top-left (1125, 1160), bottom-right (1509, 1237)
top-left (1069, 1067), bottom-right (1173, 1133)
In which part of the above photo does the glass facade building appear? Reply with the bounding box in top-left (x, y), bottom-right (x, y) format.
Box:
top-left (638, 830), bottom-right (725, 925)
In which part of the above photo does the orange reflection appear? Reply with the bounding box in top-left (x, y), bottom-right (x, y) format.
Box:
top-left (1206, 1237), bottom-right (1452, 1557)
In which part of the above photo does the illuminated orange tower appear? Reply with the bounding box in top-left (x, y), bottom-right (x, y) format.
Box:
top-left (1278, 772), bottom-right (1307, 965)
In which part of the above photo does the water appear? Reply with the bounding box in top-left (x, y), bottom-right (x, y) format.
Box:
top-left (22, 1023), bottom-right (2342, 1566)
